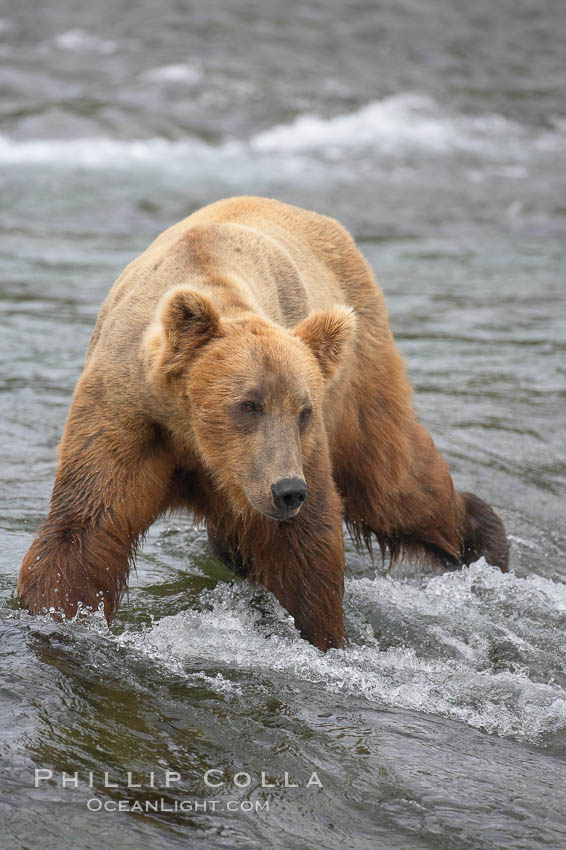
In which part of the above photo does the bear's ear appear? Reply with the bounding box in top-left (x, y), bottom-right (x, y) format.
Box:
top-left (147, 287), bottom-right (222, 376)
top-left (293, 306), bottom-right (357, 380)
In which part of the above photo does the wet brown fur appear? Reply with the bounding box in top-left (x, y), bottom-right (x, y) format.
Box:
top-left (18, 196), bottom-right (509, 651)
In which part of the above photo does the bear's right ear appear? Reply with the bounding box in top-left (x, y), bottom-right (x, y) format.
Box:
top-left (293, 305), bottom-right (357, 380)
top-left (145, 287), bottom-right (222, 377)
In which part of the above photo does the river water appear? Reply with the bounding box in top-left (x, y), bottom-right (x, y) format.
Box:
top-left (1, 1), bottom-right (565, 847)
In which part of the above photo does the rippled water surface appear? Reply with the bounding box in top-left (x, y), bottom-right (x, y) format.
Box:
top-left (1, 1), bottom-right (565, 848)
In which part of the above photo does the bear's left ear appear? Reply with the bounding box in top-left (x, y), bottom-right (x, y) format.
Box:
top-left (293, 306), bottom-right (357, 380)
top-left (146, 287), bottom-right (222, 377)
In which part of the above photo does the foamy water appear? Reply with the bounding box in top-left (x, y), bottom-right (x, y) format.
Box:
top-left (52, 29), bottom-right (118, 55)
top-left (1, 94), bottom-right (565, 169)
top-left (114, 561), bottom-right (566, 744)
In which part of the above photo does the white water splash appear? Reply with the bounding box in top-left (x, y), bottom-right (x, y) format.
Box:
top-left (53, 29), bottom-right (117, 55)
top-left (251, 94), bottom-right (522, 156)
top-left (1, 94), bottom-right (564, 168)
top-left (141, 63), bottom-right (202, 84)
top-left (115, 561), bottom-right (566, 744)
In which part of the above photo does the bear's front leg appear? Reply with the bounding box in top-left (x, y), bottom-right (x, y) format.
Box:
top-left (18, 402), bottom-right (173, 622)
top-left (245, 471), bottom-right (347, 652)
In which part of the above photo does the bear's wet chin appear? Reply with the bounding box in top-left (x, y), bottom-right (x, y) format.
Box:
top-left (272, 505), bottom-right (303, 522)
top-left (248, 498), bottom-right (303, 522)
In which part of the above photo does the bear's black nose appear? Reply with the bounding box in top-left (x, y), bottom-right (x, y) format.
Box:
top-left (271, 477), bottom-right (307, 515)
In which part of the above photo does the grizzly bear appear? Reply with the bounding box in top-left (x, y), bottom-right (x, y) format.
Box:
top-left (18, 196), bottom-right (508, 650)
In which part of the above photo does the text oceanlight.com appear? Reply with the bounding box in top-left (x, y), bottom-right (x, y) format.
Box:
top-left (87, 798), bottom-right (270, 813)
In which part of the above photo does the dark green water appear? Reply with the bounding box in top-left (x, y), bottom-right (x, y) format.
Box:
top-left (1, 1), bottom-right (566, 847)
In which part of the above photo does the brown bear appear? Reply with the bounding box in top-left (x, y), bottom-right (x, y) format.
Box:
top-left (18, 196), bottom-right (509, 651)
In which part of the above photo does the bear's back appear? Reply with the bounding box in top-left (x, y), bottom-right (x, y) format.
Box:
top-left (85, 197), bottom-right (386, 384)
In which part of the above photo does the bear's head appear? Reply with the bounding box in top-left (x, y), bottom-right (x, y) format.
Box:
top-left (145, 287), bottom-right (356, 520)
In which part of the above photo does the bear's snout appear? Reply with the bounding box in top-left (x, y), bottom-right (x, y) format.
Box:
top-left (271, 477), bottom-right (307, 520)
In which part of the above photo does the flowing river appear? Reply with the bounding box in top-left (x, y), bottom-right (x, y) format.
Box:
top-left (1, 1), bottom-right (565, 847)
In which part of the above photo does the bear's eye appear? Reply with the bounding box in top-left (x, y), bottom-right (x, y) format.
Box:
top-left (241, 401), bottom-right (258, 414)
top-left (299, 407), bottom-right (312, 424)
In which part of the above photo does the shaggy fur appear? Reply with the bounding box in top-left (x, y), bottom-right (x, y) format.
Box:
top-left (18, 196), bottom-right (509, 651)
